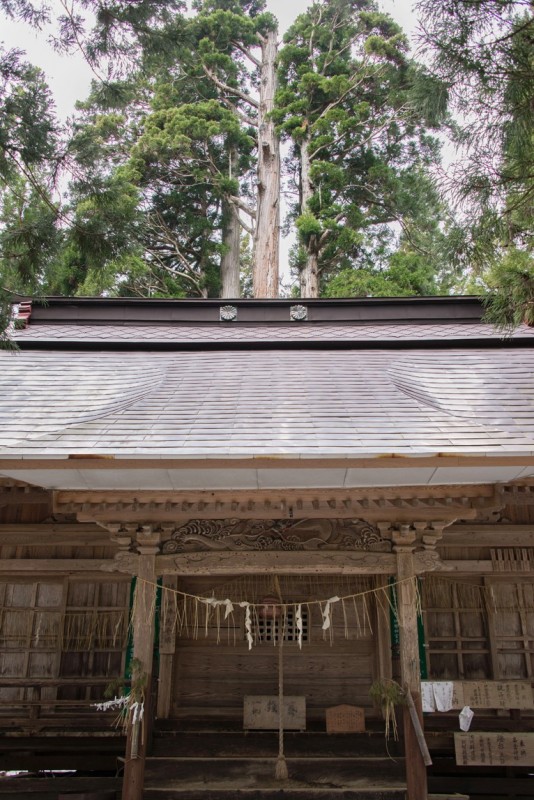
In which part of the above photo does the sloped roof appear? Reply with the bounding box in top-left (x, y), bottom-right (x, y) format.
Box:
top-left (11, 295), bottom-right (534, 348)
top-left (1, 347), bottom-right (534, 458)
top-left (2, 296), bottom-right (534, 490)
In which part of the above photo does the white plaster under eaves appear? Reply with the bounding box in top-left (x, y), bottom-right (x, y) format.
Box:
top-left (1, 461), bottom-right (534, 491)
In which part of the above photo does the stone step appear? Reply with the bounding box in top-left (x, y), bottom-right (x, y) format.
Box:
top-left (146, 726), bottom-right (406, 799)
top-left (0, 775), bottom-right (120, 798)
top-left (151, 731), bottom-right (401, 759)
top-left (144, 755), bottom-right (405, 791)
top-left (143, 790), bottom-right (406, 799)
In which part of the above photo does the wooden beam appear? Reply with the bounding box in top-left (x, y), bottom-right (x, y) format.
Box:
top-left (0, 523), bottom-right (109, 547)
top-left (54, 485), bottom-right (497, 524)
top-left (442, 560), bottom-right (495, 573)
top-left (3, 454), bottom-right (534, 470)
top-left (374, 575), bottom-right (392, 681)
top-left (156, 551), bottom-right (398, 576)
top-left (444, 525), bottom-right (534, 547)
top-left (55, 484), bottom-right (498, 505)
top-left (0, 488), bottom-right (50, 505)
top-left (0, 559), bottom-right (115, 574)
top-left (0, 555), bottom-right (514, 579)
top-left (157, 576), bottom-right (177, 720)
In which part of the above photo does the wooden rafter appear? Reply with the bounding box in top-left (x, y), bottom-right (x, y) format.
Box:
top-left (53, 484), bottom-right (500, 525)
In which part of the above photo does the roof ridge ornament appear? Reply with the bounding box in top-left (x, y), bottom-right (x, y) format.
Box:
top-left (11, 300), bottom-right (32, 329)
top-left (290, 304), bottom-right (307, 321)
top-left (220, 304), bottom-right (237, 322)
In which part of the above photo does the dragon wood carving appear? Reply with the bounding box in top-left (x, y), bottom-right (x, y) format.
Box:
top-left (161, 518), bottom-right (391, 553)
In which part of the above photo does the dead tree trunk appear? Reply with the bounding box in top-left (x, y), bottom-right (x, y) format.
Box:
top-left (253, 29), bottom-right (280, 299)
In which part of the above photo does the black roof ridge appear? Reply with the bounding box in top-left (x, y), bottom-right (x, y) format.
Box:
top-left (18, 295), bottom-right (487, 326)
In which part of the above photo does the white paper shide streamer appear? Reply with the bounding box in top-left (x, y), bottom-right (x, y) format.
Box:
top-left (321, 596), bottom-right (340, 631)
top-left (295, 603), bottom-right (303, 649)
top-left (240, 601), bottom-right (253, 650)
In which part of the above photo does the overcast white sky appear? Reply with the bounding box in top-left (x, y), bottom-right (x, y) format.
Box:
top-left (1, 0), bottom-right (419, 120)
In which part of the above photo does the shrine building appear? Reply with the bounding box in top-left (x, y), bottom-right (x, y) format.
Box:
top-left (1, 296), bottom-right (534, 800)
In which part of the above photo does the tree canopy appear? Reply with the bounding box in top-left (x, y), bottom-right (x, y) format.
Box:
top-left (3, 0), bottom-right (529, 316)
top-left (416, 0), bottom-right (534, 327)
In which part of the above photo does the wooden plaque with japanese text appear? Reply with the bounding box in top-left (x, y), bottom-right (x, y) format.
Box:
top-left (326, 704), bottom-right (365, 733)
top-left (455, 732), bottom-right (534, 766)
top-left (461, 681), bottom-right (534, 710)
top-left (243, 695), bottom-right (306, 730)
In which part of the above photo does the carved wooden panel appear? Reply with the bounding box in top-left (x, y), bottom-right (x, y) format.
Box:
top-left (161, 518), bottom-right (390, 553)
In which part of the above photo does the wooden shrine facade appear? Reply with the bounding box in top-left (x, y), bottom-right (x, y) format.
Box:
top-left (2, 477), bottom-right (534, 797)
top-left (2, 296), bottom-right (534, 800)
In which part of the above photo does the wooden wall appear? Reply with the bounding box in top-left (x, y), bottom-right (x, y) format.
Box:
top-left (0, 576), bottom-right (131, 732)
top-left (422, 576), bottom-right (534, 682)
top-left (167, 576), bottom-right (382, 722)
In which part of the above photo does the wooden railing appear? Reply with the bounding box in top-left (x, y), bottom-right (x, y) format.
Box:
top-left (0, 677), bottom-right (128, 733)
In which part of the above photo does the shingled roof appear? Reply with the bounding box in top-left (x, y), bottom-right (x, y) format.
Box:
top-left (11, 295), bottom-right (534, 347)
top-left (2, 296), bottom-right (534, 490)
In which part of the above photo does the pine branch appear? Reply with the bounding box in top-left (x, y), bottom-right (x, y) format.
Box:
top-left (221, 98), bottom-right (258, 128)
top-left (231, 40), bottom-right (261, 69)
top-left (238, 215), bottom-right (254, 236)
top-left (202, 64), bottom-right (259, 110)
top-left (230, 195), bottom-right (256, 219)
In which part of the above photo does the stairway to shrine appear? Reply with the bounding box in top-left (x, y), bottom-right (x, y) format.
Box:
top-left (143, 723), bottom-right (407, 799)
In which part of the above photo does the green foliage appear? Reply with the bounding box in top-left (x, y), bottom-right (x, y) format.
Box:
top-left (324, 253), bottom-right (441, 299)
top-left (295, 212), bottom-right (323, 243)
top-left (0, 289), bottom-right (16, 350)
top-left (417, 0), bottom-right (534, 272)
top-left (0, 178), bottom-right (61, 288)
top-left (0, 48), bottom-right (57, 181)
top-left (275, 0), bottom-right (448, 295)
top-left (484, 250), bottom-right (534, 332)
top-left (0, 0), bottom-right (458, 309)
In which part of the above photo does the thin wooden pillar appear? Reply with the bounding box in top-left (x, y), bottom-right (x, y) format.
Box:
top-left (157, 575), bottom-right (177, 719)
top-left (393, 526), bottom-right (428, 800)
top-left (122, 539), bottom-right (159, 800)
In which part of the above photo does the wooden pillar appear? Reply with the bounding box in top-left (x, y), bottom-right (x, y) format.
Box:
top-left (122, 531), bottom-right (159, 800)
top-left (157, 575), bottom-right (177, 719)
top-left (393, 525), bottom-right (428, 800)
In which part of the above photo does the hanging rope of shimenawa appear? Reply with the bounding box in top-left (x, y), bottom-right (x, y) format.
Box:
top-left (94, 576), bottom-right (419, 772)
top-left (95, 574), bottom-right (523, 776)
top-left (125, 575), bottom-right (421, 779)
top-left (133, 574), bottom-right (421, 649)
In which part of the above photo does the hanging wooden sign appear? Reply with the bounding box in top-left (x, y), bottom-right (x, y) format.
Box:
top-left (326, 704), bottom-right (365, 734)
top-left (243, 695), bottom-right (306, 730)
top-left (461, 681), bottom-right (534, 710)
top-left (455, 732), bottom-right (534, 766)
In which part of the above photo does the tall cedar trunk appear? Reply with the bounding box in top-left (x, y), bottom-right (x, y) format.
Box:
top-left (253, 29), bottom-right (280, 299)
top-left (221, 197), bottom-right (241, 298)
top-left (198, 200), bottom-right (209, 298)
top-left (300, 135), bottom-right (319, 298)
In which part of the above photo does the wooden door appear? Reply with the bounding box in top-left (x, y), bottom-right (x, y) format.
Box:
top-left (168, 576), bottom-right (378, 722)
